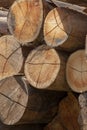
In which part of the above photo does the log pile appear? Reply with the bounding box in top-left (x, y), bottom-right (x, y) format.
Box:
top-left (0, 0), bottom-right (87, 129)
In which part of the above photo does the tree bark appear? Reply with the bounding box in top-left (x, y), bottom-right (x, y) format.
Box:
top-left (44, 92), bottom-right (80, 130)
top-left (24, 45), bottom-right (70, 91)
top-left (0, 35), bottom-right (23, 80)
top-left (0, 75), bottom-right (66, 125)
top-left (44, 7), bottom-right (87, 52)
top-left (66, 50), bottom-right (87, 93)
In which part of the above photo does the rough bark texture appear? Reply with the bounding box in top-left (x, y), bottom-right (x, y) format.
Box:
top-left (7, 0), bottom-right (43, 45)
top-left (24, 45), bottom-right (70, 91)
top-left (0, 35), bottom-right (23, 80)
top-left (66, 50), bottom-right (87, 92)
top-left (44, 92), bottom-right (80, 130)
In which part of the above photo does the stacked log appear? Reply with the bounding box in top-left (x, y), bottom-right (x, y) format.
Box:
top-left (66, 50), bottom-right (87, 93)
top-left (0, 35), bottom-right (23, 80)
top-left (24, 45), bottom-right (70, 91)
top-left (0, 75), bottom-right (66, 125)
top-left (44, 7), bottom-right (87, 52)
top-left (0, 0), bottom-right (87, 129)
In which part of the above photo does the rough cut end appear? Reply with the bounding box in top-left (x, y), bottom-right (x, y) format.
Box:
top-left (7, 0), bottom-right (43, 44)
top-left (0, 76), bottom-right (28, 125)
top-left (44, 7), bottom-right (71, 47)
top-left (24, 45), bottom-right (60, 89)
top-left (0, 35), bottom-right (23, 80)
top-left (66, 50), bottom-right (87, 93)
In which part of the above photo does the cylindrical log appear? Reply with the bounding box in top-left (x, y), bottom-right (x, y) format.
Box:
top-left (66, 50), bottom-right (87, 93)
top-left (24, 45), bottom-right (70, 91)
top-left (7, 0), bottom-right (43, 45)
top-left (44, 92), bottom-right (80, 130)
top-left (44, 7), bottom-right (87, 52)
top-left (0, 35), bottom-right (23, 80)
top-left (0, 76), bottom-right (65, 125)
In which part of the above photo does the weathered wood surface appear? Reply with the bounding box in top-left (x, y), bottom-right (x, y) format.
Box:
top-left (24, 45), bottom-right (70, 91)
top-left (7, 0), bottom-right (43, 44)
top-left (44, 93), bottom-right (80, 130)
top-left (0, 35), bottom-right (23, 80)
top-left (0, 76), bottom-right (66, 125)
top-left (44, 7), bottom-right (87, 52)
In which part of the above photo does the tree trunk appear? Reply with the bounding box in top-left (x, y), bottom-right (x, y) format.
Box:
top-left (44, 7), bottom-right (87, 52)
top-left (66, 50), bottom-right (87, 92)
top-left (0, 35), bottom-right (23, 80)
top-left (7, 0), bottom-right (43, 45)
top-left (0, 76), bottom-right (66, 125)
top-left (24, 45), bottom-right (70, 91)
top-left (44, 92), bottom-right (80, 130)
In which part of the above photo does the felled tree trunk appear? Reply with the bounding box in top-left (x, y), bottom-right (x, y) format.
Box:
top-left (44, 7), bottom-right (87, 52)
top-left (0, 76), bottom-right (65, 125)
top-left (0, 35), bottom-right (23, 80)
top-left (7, 0), bottom-right (43, 45)
top-left (44, 93), bottom-right (80, 130)
top-left (24, 45), bottom-right (70, 91)
top-left (66, 50), bottom-right (87, 93)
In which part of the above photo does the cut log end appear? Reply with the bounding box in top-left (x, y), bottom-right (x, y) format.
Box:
top-left (0, 35), bottom-right (23, 80)
top-left (0, 76), bottom-right (28, 125)
top-left (24, 45), bottom-right (60, 89)
top-left (66, 50), bottom-right (87, 93)
top-left (7, 0), bottom-right (43, 44)
top-left (44, 7), bottom-right (71, 47)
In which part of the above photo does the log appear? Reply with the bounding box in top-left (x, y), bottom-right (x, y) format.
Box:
top-left (44, 7), bottom-right (87, 52)
top-left (44, 7), bottom-right (71, 47)
top-left (7, 0), bottom-right (43, 45)
top-left (24, 45), bottom-right (70, 91)
top-left (51, 0), bottom-right (87, 16)
top-left (0, 76), bottom-right (65, 125)
top-left (66, 50), bottom-right (87, 92)
top-left (44, 92), bottom-right (80, 130)
top-left (0, 35), bottom-right (23, 80)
